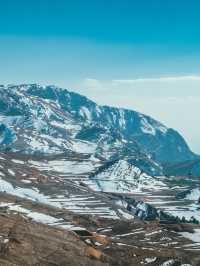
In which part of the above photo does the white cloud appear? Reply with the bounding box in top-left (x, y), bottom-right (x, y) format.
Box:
top-left (113, 75), bottom-right (200, 83)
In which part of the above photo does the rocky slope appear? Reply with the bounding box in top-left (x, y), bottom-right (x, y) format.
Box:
top-left (89, 158), bottom-right (165, 193)
top-left (0, 186), bottom-right (199, 266)
top-left (0, 84), bottom-right (197, 166)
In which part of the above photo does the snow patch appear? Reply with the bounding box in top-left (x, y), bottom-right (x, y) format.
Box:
top-left (186, 188), bottom-right (200, 201)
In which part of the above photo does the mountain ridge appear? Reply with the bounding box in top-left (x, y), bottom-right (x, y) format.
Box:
top-left (0, 84), bottom-right (198, 173)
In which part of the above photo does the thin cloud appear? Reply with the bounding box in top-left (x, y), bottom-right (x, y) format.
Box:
top-left (113, 75), bottom-right (200, 83)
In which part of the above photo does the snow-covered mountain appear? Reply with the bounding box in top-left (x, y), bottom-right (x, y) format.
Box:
top-left (88, 158), bottom-right (166, 193)
top-left (1, 84), bottom-right (200, 260)
top-left (0, 84), bottom-right (197, 174)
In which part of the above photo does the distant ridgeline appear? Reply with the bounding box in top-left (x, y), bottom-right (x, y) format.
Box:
top-left (0, 84), bottom-right (198, 176)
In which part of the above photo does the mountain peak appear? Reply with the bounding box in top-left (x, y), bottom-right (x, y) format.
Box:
top-left (0, 84), bottom-right (197, 167)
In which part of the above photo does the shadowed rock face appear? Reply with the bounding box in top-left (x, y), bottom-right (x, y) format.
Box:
top-left (0, 214), bottom-right (107, 266)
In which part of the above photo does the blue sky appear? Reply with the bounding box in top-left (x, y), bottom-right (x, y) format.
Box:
top-left (1, 1), bottom-right (200, 152)
top-left (1, 0), bottom-right (200, 44)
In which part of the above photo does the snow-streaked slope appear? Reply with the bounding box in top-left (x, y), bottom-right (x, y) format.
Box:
top-left (0, 86), bottom-right (95, 155)
top-left (88, 159), bottom-right (166, 193)
top-left (0, 153), bottom-right (134, 220)
top-left (0, 84), bottom-right (196, 166)
top-left (0, 175), bottom-right (121, 220)
top-left (185, 188), bottom-right (200, 201)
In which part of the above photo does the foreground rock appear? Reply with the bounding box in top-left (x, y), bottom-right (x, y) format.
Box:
top-left (0, 193), bottom-right (199, 266)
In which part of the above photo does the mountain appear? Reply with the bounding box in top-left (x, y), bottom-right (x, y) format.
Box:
top-left (164, 159), bottom-right (200, 177)
top-left (89, 158), bottom-right (166, 193)
top-left (0, 84), bottom-right (197, 169)
top-left (1, 84), bottom-right (200, 265)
